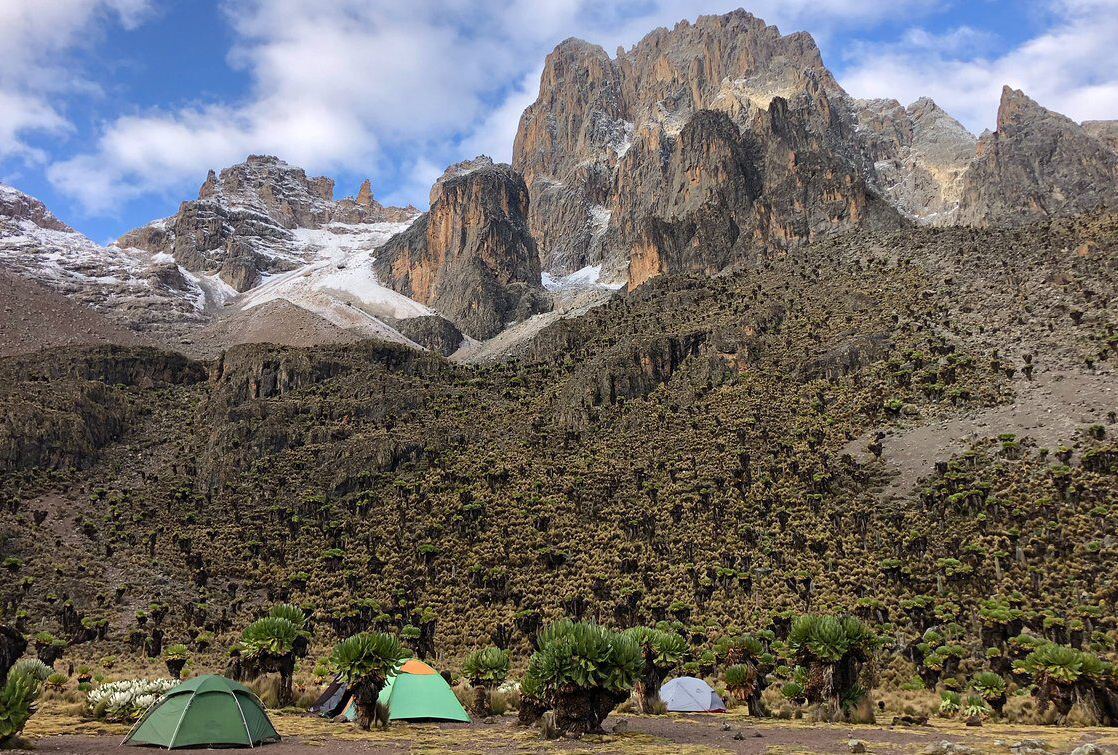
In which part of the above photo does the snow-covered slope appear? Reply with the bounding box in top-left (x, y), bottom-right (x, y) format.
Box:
top-left (0, 183), bottom-right (220, 341)
top-left (235, 222), bottom-right (430, 348)
top-left (1, 180), bottom-right (445, 354)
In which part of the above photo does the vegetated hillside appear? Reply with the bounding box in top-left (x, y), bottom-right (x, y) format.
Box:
top-left (0, 214), bottom-right (1115, 670)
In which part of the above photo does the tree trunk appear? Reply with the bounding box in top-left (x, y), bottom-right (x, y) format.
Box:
top-left (351, 679), bottom-right (385, 730)
top-left (517, 697), bottom-right (547, 726)
top-left (165, 658), bottom-right (186, 680)
top-left (472, 684), bottom-right (491, 717)
top-left (552, 689), bottom-right (599, 736)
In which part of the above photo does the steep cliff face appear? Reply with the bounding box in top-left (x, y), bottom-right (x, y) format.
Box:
top-left (513, 9), bottom-right (1118, 287)
top-left (957, 87), bottom-right (1118, 226)
top-left (512, 9), bottom-right (894, 288)
top-left (854, 97), bottom-right (977, 224)
top-left (1083, 120), bottom-right (1118, 154)
top-left (118, 156), bottom-right (419, 293)
top-left (375, 157), bottom-right (547, 340)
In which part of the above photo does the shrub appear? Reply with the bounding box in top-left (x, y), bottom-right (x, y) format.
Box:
top-left (10, 659), bottom-right (51, 682)
top-left (229, 614), bottom-right (309, 705)
top-left (0, 667), bottom-right (41, 746)
top-left (717, 633), bottom-right (773, 716)
top-left (527, 620), bottom-right (642, 735)
top-left (163, 644), bottom-right (189, 680)
top-left (970, 671), bottom-right (1007, 714)
top-left (44, 673), bottom-right (69, 693)
top-left (462, 647), bottom-right (510, 717)
top-left (85, 679), bottom-right (175, 722)
top-left (962, 693), bottom-right (991, 719)
top-left (787, 614), bottom-right (879, 722)
top-left (1013, 640), bottom-right (1118, 725)
top-left (939, 690), bottom-right (961, 716)
top-left (622, 627), bottom-right (686, 714)
top-left (329, 632), bottom-right (407, 730)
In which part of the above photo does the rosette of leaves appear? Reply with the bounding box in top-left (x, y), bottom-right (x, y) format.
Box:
top-left (961, 693), bottom-right (991, 719)
top-left (9, 659), bottom-right (50, 683)
top-left (939, 690), bottom-right (961, 716)
top-left (516, 669), bottom-right (547, 726)
top-left (329, 631), bottom-right (407, 730)
top-left (970, 671), bottom-right (1007, 714)
top-left (163, 644), bottom-right (189, 680)
top-left (228, 615), bottom-right (309, 706)
top-left (718, 633), bottom-right (774, 716)
top-left (528, 621), bottom-right (642, 735)
top-left (787, 614), bottom-right (879, 722)
top-left (622, 627), bottom-right (686, 714)
top-left (0, 665), bottom-right (41, 746)
top-left (1013, 642), bottom-right (1117, 725)
top-left (461, 647), bottom-right (509, 717)
top-left (267, 603), bottom-right (310, 656)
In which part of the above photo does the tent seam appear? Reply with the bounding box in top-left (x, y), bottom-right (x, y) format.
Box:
top-left (230, 689), bottom-right (255, 748)
top-left (165, 688), bottom-right (195, 750)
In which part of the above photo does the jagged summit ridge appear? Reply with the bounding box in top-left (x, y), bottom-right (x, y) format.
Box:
top-left (957, 86), bottom-right (1118, 226)
top-left (117, 155), bottom-right (421, 293)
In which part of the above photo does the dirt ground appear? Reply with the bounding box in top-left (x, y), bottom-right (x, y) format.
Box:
top-left (13, 705), bottom-right (1118, 754)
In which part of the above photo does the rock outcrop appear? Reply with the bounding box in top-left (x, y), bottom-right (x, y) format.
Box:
top-left (854, 97), bottom-right (977, 224)
top-left (513, 10), bottom-right (898, 288)
top-left (0, 185), bottom-right (74, 233)
top-left (1083, 120), bottom-right (1118, 154)
top-left (957, 87), bottom-right (1118, 226)
top-left (118, 156), bottom-right (418, 292)
top-left (0, 184), bottom-right (212, 344)
top-left (374, 157), bottom-right (547, 340)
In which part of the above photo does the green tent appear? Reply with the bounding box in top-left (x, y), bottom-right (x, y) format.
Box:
top-left (343, 658), bottom-right (469, 722)
top-left (123, 674), bottom-right (280, 749)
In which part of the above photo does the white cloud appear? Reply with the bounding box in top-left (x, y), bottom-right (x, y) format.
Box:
top-left (44, 0), bottom-right (945, 215)
top-left (837, 0), bottom-right (1118, 133)
top-left (0, 0), bottom-right (152, 162)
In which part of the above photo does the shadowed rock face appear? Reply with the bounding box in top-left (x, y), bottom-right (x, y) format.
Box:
top-left (117, 156), bottom-right (418, 293)
top-left (957, 87), bottom-right (1118, 226)
top-left (374, 157), bottom-right (548, 341)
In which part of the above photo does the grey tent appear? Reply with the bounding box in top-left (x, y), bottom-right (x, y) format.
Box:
top-left (309, 675), bottom-right (349, 718)
top-left (659, 676), bottom-right (726, 712)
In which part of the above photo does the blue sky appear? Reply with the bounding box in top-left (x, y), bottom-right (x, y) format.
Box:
top-left (1, 0), bottom-right (1116, 243)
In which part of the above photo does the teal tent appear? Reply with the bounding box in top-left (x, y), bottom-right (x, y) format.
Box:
top-left (343, 659), bottom-right (468, 722)
top-left (123, 674), bottom-right (280, 749)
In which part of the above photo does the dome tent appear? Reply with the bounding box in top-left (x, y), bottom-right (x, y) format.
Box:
top-left (659, 676), bottom-right (727, 713)
top-left (122, 674), bottom-right (280, 749)
top-left (343, 659), bottom-right (469, 722)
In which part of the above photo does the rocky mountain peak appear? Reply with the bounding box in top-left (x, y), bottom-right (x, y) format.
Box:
top-left (0, 184), bottom-right (74, 233)
top-left (117, 157), bottom-right (419, 294)
top-left (356, 179), bottom-right (374, 207)
top-left (375, 157), bottom-right (546, 340)
top-left (429, 155), bottom-right (497, 205)
top-left (513, 8), bottom-right (883, 283)
top-left (957, 86), bottom-right (1118, 225)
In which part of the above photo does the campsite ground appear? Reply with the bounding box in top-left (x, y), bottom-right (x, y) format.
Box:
top-left (12, 703), bottom-right (1118, 754)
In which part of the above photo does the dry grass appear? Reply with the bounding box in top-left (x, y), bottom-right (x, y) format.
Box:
top-left (18, 696), bottom-right (1118, 754)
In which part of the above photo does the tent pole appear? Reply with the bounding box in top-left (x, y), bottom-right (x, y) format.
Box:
top-left (230, 690), bottom-right (255, 748)
top-left (119, 697), bottom-right (158, 746)
top-left (166, 690), bottom-right (195, 750)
